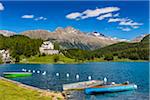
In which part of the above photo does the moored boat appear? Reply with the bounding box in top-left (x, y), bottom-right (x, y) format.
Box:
top-left (63, 80), bottom-right (104, 91)
top-left (85, 84), bottom-right (137, 95)
top-left (3, 72), bottom-right (32, 78)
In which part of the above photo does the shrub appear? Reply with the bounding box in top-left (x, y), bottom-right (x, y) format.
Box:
top-left (53, 55), bottom-right (60, 62)
top-left (0, 57), bottom-right (3, 64)
top-left (104, 54), bottom-right (114, 61)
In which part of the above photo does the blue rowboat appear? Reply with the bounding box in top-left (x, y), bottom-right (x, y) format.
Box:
top-left (85, 84), bottom-right (137, 95)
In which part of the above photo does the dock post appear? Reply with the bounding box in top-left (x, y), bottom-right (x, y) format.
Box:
top-left (88, 76), bottom-right (92, 80)
top-left (66, 73), bottom-right (69, 78)
top-left (56, 73), bottom-right (59, 76)
top-left (42, 71), bottom-right (46, 75)
top-left (76, 74), bottom-right (79, 79)
top-left (32, 70), bottom-right (35, 73)
top-left (37, 70), bottom-right (40, 74)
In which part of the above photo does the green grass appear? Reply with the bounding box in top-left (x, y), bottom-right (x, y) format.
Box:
top-left (20, 54), bottom-right (76, 64)
top-left (0, 78), bottom-right (64, 100)
top-left (20, 54), bottom-right (147, 64)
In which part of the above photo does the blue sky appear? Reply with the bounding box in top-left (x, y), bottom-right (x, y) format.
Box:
top-left (0, 1), bottom-right (149, 40)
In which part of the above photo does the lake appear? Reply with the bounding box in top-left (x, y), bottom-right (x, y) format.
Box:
top-left (0, 62), bottom-right (149, 100)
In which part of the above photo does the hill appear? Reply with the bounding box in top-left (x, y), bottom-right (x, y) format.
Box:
top-left (62, 34), bottom-right (149, 61)
top-left (93, 34), bottom-right (149, 60)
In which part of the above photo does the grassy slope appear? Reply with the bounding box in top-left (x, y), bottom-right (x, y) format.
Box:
top-left (20, 54), bottom-right (76, 64)
top-left (0, 78), bottom-right (64, 100)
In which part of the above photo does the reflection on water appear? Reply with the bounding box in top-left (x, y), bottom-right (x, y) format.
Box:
top-left (0, 62), bottom-right (149, 100)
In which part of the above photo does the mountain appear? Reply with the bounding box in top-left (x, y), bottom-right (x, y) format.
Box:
top-left (90, 31), bottom-right (128, 42)
top-left (0, 30), bottom-right (16, 37)
top-left (1, 27), bottom-right (147, 50)
top-left (21, 26), bottom-right (121, 50)
top-left (132, 34), bottom-right (148, 42)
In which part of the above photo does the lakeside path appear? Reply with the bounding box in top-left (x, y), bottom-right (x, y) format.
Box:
top-left (0, 77), bottom-right (66, 100)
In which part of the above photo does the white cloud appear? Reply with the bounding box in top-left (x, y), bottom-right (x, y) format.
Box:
top-left (108, 18), bottom-right (130, 23)
top-left (22, 15), bottom-right (34, 19)
top-left (132, 26), bottom-right (139, 29)
top-left (34, 16), bottom-right (47, 21)
top-left (109, 18), bottom-right (143, 29)
top-left (66, 6), bottom-right (143, 31)
top-left (113, 13), bottom-right (119, 17)
top-left (0, 2), bottom-right (4, 11)
top-left (97, 13), bottom-right (112, 20)
top-left (118, 27), bottom-right (131, 32)
top-left (66, 7), bottom-right (120, 20)
top-left (66, 12), bottom-right (82, 19)
top-left (21, 15), bottom-right (47, 21)
top-left (119, 20), bottom-right (143, 26)
top-left (81, 7), bottom-right (120, 19)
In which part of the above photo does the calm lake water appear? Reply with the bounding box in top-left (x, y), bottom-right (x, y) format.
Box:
top-left (0, 62), bottom-right (149, 100)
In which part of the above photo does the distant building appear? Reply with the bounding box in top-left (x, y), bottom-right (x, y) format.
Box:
top-left (0, 49), bottom-right (12, 63)
top-left (39, 41), bottom-right (59, 55)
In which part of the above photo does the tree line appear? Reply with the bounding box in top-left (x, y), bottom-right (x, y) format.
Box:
top-left (0, 35), bottom-right (43, 62)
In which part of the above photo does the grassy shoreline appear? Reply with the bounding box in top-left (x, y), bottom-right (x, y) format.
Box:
top-left (0, 77), bottom-right (65, 100)
top-left (19, 55), bottom-right (148, 64)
